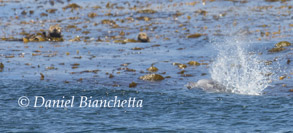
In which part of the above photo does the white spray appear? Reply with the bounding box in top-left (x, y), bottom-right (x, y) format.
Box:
top-left (210, 38), bottom-right (272, 95)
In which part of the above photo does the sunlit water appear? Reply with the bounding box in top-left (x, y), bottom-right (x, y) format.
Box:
top-left (0, 0), bottom-right (293, 132)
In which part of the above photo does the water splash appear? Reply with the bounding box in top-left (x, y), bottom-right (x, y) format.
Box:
top-left (210, 37), bottom-right (272, 95)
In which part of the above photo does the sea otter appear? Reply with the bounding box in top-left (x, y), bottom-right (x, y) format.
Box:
top-left (48, 24), bottom-right (62, 38)
top-left (137, 32), bottom-right (150, 42)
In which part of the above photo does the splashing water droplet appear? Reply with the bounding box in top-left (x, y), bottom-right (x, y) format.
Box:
top-left (210, 38), bottom-right (272, 95)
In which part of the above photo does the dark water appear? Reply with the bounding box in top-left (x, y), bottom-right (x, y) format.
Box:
top-left (0, 0), bottom-right (293, 132)
top-left (1, 80), bottom-right (293, 132)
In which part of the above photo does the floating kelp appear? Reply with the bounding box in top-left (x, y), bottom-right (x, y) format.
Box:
top-left (147, 66), bottom-right (158, 72)
top-left (32, 52), bottom-right (41, 56)
top-left (40, 73), bottom-right (44, 80)
top-left (119, 64), bottom-right (128, 67)
top-left (92, 5), bottom-right (101, 10)
top-left (172, 62), bottom-right (181, 66)
top-left (129, 82), bottom-right (137, 88)
top-left (46, 9), bottom-right (57, 13)
top-left (136, 16), bottom-right (150, 21)
top-left (70, 36), bottom-right (81, 42)
top-left (71, 63), bottom-right (80, 69)
top-left (63, 3), bottom-right (82, 10)
top-left (82, 31), bottom-right (90, 35)
top-left (268, 41), bottom-right (291, 53)
top-left (0, 63), bottom-right (4, 72)
top-left (117, 67), bottom-right (136, 72)
top-left (71, 69), bottom-right (100, 74)
top-left (40, 13), bottom-right (48, 17)
top-left (21, 10), bottom-right (27, 15)
top-left (131, 47), bottom-right (144, 50)
top-left (178, 64), bottom-right (187, 69)
top-left (88, 12), bottom-right (97, 18)
top-left (49, 37), bottom-right (64, 42)
top-left (151, 44), bottom-right (160, 47)
top-left (71, 63), bottom-right (80, 66)
top-left (187, 33), bottom-right (204, 38)
top-left (23, 32), bottom-right (46, 42)
top-left (66, 25), bottom-right (77, 29)
top-left (124, 39), bottom-right (138, 43)
top-left (275, 41), bottom-right (291, 48)
top-left (181, 74), bottom-right (193, 77)
top-left (73, 56), bottom-right (82, 59)
top-left (106, 2), bottom-right (117, 9)
top-left (268, 47), bottom-right (285, 52)
top-left (178, 70), bottom-right (185, 74)
top-left (109, 74), bottom-right (114, 78)
top-left (136, 9), bottom-right (157, 14)
top-left (139, 74), bottom-right (164, 81)
top-left (188, 61), bottom-right (200, 66)
top-left (22, 37), bottom-right (29, 43)
top-left (195, 9), bottom-right (207, 16)
top-left (101, 19), bottom-right (116, 25)
top-left (46, 66), bottom-right (56, 70)
top-left (114, 38), bottom-right (139, 44)
top-left (173, 11), bottom-right (183, 17)
top-left (5, 55), bottom-right (15, 58)
top-left (279, 76), bottom-right (286, 80)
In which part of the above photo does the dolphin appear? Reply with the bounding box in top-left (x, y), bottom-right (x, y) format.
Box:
top-left (186, 79), bottom-right (228, 93)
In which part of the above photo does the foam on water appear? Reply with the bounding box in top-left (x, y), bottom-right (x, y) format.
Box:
top-left (210, 37), bottom-right (272, 95)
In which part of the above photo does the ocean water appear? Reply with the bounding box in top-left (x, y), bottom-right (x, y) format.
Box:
top-left (0, 0), bottom-right (293, 132)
